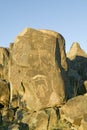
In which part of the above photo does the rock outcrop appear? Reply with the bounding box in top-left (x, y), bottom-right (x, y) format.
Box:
top-left (0, 47), bottom-right (9, 81)
top-left (67, 42), bottom-right (87, 97)
top-left (9, 28), bottom-right (68, 111)
top-left (0, 28), bottom-right (87, 129)
top-left (67, 42), bottom-right (87, 60)
top-left (61, 95), bottom-right (87, 124)
top-left (0, 80), bottom-right (9, 107)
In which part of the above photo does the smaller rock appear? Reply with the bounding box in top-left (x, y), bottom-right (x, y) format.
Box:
top-left (60, 95), bottom-right (87, 126)
top-left (0, 79), bottom-right (10, 107)
top-left (22, 110), bottom-right (48, 130)
top-left (67, 42), bottom-right (87, 60)
top-left (47, 108), bottom-right (59, 130)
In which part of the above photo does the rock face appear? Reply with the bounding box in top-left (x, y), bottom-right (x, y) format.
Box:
top-left (67, 42), bottom-right (87, 60)
top-left (61, 95), bottom-right (87, 121)
top-left (67, 42), bottom-right (87, 96)
top-left (0, 80), bottom-right (10, 107)
top-left (9, 28), bottom-right (68, 111)
top-left (0, 28), bottom-right (87, 130)
top-left (60, 95), bottom-right (87, 130)
top-left (0, 47), bottom-right (9, 81)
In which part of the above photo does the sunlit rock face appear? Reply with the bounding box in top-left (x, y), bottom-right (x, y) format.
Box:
top-left (0, 47), bottom-right (9, 81)
top-left (1, 28), bottom-right (87, 130)
top-left (9, 28), bottom-right (68, 111)
top-left (67, 42), bottom-right (87, 60)
top-left (61, 95), bottom-right (87, 126)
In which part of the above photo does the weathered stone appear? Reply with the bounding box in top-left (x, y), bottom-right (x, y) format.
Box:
top-left (39, 30), bottom-right (70, 99)
top-left (18, 122), bottom-right (29, 130)
top-left (60, 95), bottom-right (87, 126)
top-left (8, 123), bottom-right (19, 130)
top-left (9, 28), bottom-right (68, 111)
top-left (22, 110), bottom-right (48, 130)
top-left (67, 69), bottom-right (81, 97)
top-left (68, 56), bottom-right (87, 96)
top-left (0, 79), bottom-right (9, 107)
top-left (2, 27), bottom-right (87, 130)
top-left (21, 107), bottom-right (60, 130)
top-left (67, 42), bottom-right (87, 60)
top-left (79, 115), bottom-right (87, 130)
top-left (67, 43), bottom-right (87, 96)
top-left (46, 108), bottom-right (59, 130)
top-left (0, 47), bottom-right (9, 81)
top-left (39, 29), bottom-right (68, 71)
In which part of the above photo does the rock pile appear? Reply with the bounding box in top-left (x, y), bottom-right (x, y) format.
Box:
top-left (0, 27), bottom-right (87, 130)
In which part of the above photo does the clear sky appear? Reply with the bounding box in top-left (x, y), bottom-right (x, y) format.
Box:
top-left (0, 0), bottom-right (87, 52)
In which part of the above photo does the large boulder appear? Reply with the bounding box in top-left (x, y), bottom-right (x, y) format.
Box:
top-left (60, 95), bottom-right (87, 126)
top-left (9, 28), bottom-right (68, 111)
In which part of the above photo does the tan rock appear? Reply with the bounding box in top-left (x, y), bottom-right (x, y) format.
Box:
top-left (9, 28), bottom-right (68, 111)
top-left (79, 115), bottom-right (87, 130)
top-left (0, 47), bottom-right (9, 81)
top-left (22, 110), bottom-right (48, 130)
top-left (20, 107), bottom-right (60, 130)
top-left (8, 124), bottom-right (19, 130)
top-left (67, 42), bottom-right (87, 60)
top-left (47, 108), bottom-right (59, 130)
top-left (61, 95), bottom-right (87, 126)
top-left (39, 29), bottom-right (68, 70)
top-left (0, 79), bottom-right (9, 107)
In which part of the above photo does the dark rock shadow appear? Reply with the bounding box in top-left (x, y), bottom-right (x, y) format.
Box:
top-left (18, 122), bottom-right (29, 130)
top-left (67, 56), bottom-right (87, 97)
top-left (55, 38), bottom-right (71, 100)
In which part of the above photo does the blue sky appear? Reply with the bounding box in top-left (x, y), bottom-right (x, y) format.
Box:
top-left (0, 0), bottom-right (87, 52)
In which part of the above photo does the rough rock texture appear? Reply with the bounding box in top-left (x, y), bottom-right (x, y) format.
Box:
top-left (67, 42), bottom-right (87, 97)
top-left (79, 117), bottom-right (87, 130)
top-left (0, 79), bottom-right (10, 107)
top-left (0, 47), bottom-right (9, 81)
top-left (9, 28), bottom-right (68, 111)
top-left (67, 42), bottom-right (87, 60)
top-left (61, 95), bottom-right (87, 122)
top-left (0, 28), bottom-right (87, 129)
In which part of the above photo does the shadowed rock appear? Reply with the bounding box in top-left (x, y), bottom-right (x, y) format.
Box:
top-left (0, 80), bottom-right (10, 106)
top-left (67, 42), bottom-right (87, 96)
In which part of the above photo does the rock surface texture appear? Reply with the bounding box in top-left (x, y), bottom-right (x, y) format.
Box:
top-left (67, 42), bottom-right (87, 97)
top-left (9, 28), bottom-right (68, 111)
top-left (0, 28), bottom-right (87, 129)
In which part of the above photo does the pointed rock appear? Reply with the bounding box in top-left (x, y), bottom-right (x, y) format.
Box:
top-left (67, 42), bottom-right (87, 60)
